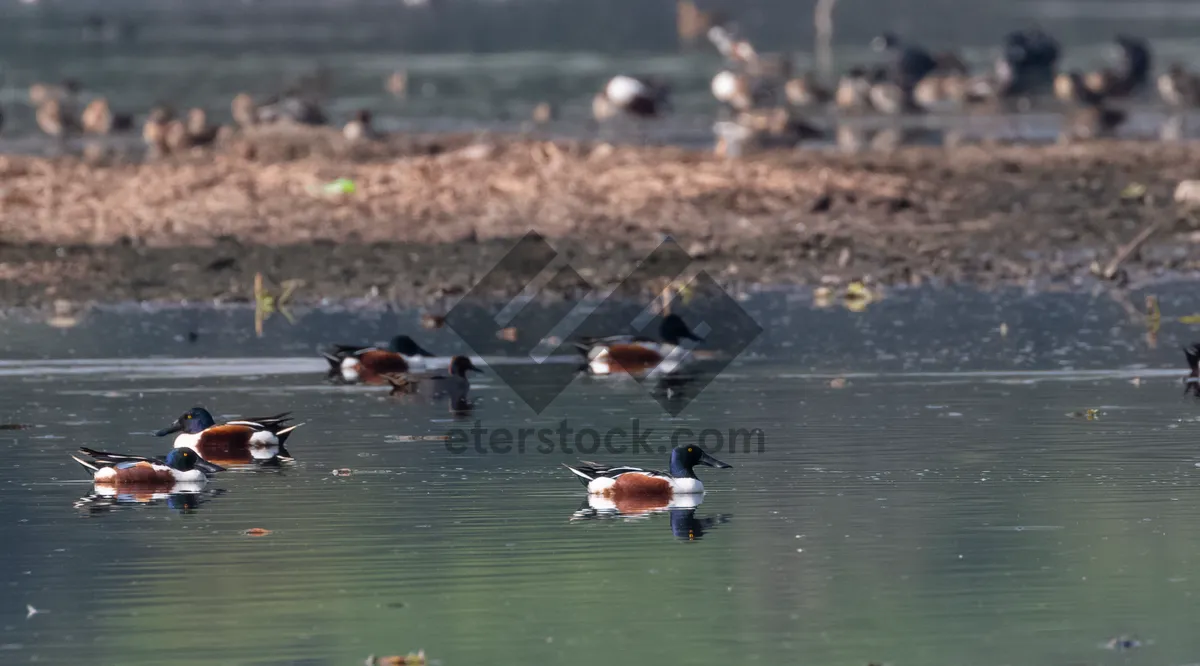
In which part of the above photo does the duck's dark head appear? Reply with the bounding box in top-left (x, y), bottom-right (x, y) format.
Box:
top-left (660, 314), bottom-right (703, 346)
top-left (155, 407), bottom-right (215, 437)
top-left (668, 444), bottom-right (732, 478)
top-left (871, 32), bottom-right (900, 52)
top-left (449, 355), bottom-right (483, 378)
top-left (388, 335), bottom-right (434, 357)
top-left (165, 447), bottom-right (224, 474)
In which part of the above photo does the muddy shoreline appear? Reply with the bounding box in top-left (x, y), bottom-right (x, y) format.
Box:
top-left (2, 136), bottom-right (1200, 307)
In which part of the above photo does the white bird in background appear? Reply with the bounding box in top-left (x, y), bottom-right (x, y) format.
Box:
top-left (593, 75), bottom-right (669, 121)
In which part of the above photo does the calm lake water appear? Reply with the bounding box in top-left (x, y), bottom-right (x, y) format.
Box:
top-left (4, 284), bottom-right (1200, 665)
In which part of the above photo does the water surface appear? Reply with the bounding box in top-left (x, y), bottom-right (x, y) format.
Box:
top-left (4, 285), bottom-right (1200, 665)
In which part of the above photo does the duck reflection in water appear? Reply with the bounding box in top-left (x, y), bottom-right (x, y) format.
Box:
top-left (570, 493), bottom-right (731, 541)
top-left (74, 487), bottom-right (225, 515)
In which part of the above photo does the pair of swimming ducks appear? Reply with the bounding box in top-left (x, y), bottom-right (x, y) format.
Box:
top-left (323, 312), bottom-right (704, 388)
top-left (71, 408), bottom-right (301, 488)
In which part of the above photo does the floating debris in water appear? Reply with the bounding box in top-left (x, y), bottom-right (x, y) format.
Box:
top-left (384, 434), bottom-right (450, 442)
top-left (999, 322), bottom-right (1008, 337)
top-left (332, 468), bottom-right (353, 477)
top-left (1067, 409), bottom-right (1101, 420)
top-left (25, 604), bottom-right (40, 619)
top-left (420, 313), bottom-right (446, 330)
top-left (0, 424), bottom-right (31, 430)
top-left (1103, 635), bottom-right (1143, 650)
top-left (1179, 314), bottom-right (1200, 324)
top-left (366, 650), bottom-right (425, 665)
top-left (1130, 377), bottom-right (1143, 386)
top-left (242, 528), bottom-right (272, 537)
top-left (496, 326), bottom-right (518, 342)
top-left (829, 377), bottom-right (848, 389)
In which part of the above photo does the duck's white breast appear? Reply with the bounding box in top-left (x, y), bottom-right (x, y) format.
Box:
top-left (173, 432), bottom-right (202, 450)
top-left (587, 476), bottom-right (617, 495)
top-left (670, 478), bottom-right (704, 494)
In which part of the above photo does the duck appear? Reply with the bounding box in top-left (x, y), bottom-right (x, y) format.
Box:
top-left (385, 70), bottom-right (408, 98)
top-left (36, 99), bottom-right (76, 139)
top-left (28, 79), bottom-right (81, 107)
top-left (1158, 63), bottom-right (1200, 108)
top-left (1184, 343), bottom-right (1200, 396)
top-left (142, 105), bottom-right (173, 156)
top-left (992, 29), bottom-right (1060, 103)
top-left (153, 408), bottom-right (300, 465)
top-left (711, 70), bottom-right (756, 112)
top-left (386, 355), bottom-right (484, 409)
top-left (868, 67), bottom-right (919, 115)
top-left (783, 72), bottom-right (832, 108)
top-left (231, 93), bottom-right (259, 128)
top-left (80, 98), bottom-right (134, 134)
top-left (343, 109), bottom-right (376, 141)
top-left (870, 31), bottom-right (938, 93)
top-left (185, 108), bottom-right (220, 146)
top-left (1055, 73), bottom-right (1126, 140)
top-left (571, 313), bottom-right (703, 376)
top-left (593, 75), bottom-right (670, 121)
top-left (72, 447), bottom-right (223, 487)
top-left (835, 66), bottom-right (874, 112)
top-left (257, 90), bottom-right (328, 126)
top-left (564, 444), bottom-right (732, 498)
top-left (323, 335), bottom-right (436, 384)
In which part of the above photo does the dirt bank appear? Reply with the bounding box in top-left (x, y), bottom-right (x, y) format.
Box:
top-left (2, 136), bottom-right (1200, 307)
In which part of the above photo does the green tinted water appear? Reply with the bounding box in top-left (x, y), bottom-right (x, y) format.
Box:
top-left (3, 286), bottom-right (1200, 665)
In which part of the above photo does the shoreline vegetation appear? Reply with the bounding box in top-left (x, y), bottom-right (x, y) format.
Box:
top-left (1, 132), bottom-right (1200, 308)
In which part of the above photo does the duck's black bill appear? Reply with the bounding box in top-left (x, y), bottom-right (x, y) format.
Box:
top-left (698, 452), bottom-right (732, 469)
top-left (468, 362), bottom-right (484, 374)
top-left (154, 421), bottom-right (182, 437)
top-left (196, 459), bottom-right (225, 474)
top-left (416, 345), bottom-right (435, 357)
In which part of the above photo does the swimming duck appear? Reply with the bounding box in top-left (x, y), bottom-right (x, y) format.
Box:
top-left (572, 313), bottom-right (703, 376)
top-left (593, 76), bottom-right (670, 121)
top-left (154, 408), bottom-right (300, 465)
top-left (870, 31), bottom-right (938, 93)
top-left (385, 70), bottom-right (408, 98)
top-left (387, 355), bottom-right (484, 409)
top-left (1158, 64), bottom-right (1200, 108)
top-left (564, 444), bottom-right (732, 498)
top-left (73, 447), bottom-right (223, 486)
top-left (992, 28), bottom-right (1060, 104)
top-left (257, 90), bottom-right (328, 126)
top-left (323, 335), bottom-right (436, 384)
top-left (1184, 343), bottom-right (1200, 396)
top-left (80, 98), bottom-right (133, 134)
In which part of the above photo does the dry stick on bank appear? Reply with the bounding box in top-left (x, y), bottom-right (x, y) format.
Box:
top-left (1100, 218), bottom-right (1170, 280)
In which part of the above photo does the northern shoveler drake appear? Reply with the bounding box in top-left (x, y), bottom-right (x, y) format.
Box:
top-left (72, 447), bottom-right (223, 486)
top-left (572, 313), bottom-right (703, 376)
top-left (564, 444), bottom-right (732, 498)
top-left (153, 407), bottom-right (300, 465)
top-left (1185, 343), bottom-right (1200, 396)
top-left (322, 335), bottom-right (436, 384)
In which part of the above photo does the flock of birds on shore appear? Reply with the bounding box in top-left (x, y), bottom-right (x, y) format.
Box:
top-left (71, 312), bottom-right (736, 522)
top-left (4, 25), bottom-right (1200, 158)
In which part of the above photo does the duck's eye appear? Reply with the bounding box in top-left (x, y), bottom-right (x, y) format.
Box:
top-left (184, 414), bottom-right (192, 420)
top-left (687, 447), bottom-right (694, 453)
